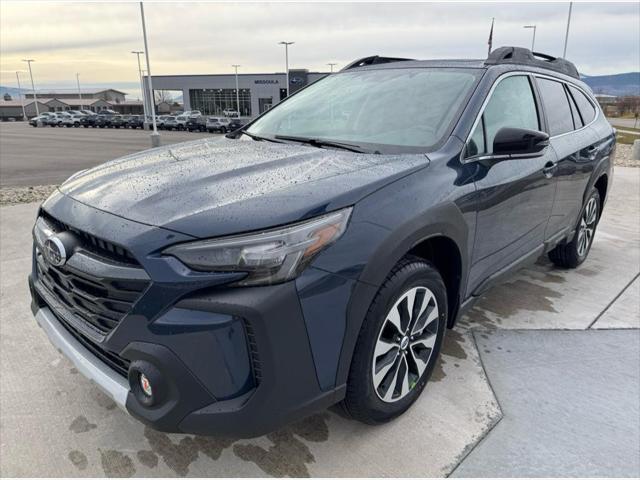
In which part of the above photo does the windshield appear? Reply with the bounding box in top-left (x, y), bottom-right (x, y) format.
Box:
top-left (247, 67), bottom-right (480, 152)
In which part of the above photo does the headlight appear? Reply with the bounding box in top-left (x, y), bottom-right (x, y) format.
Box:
top-left (163, 207), bottom-right (352, 286)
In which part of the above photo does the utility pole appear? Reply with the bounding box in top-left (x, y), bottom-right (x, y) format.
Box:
top-left (523, 24), bottom-right (537, 51)
top-left (232, 64), bottom-right (241, 115)
top-left (327, 63), bottom-right (337, 73)
top-left (563, 2), bottom-right (573, 58)
top-left (278, 41), bottom-right (294, 97)
top-left (139, 1), bottom-right (159, 147)
top-left (131, 51), bottom-right (148, 121)
top-left (15, 71), bottom-right (27, 121)
top-left (76, 73), bottom-right (83, 110)
top-left (21, 59), bottom-right (39, 116)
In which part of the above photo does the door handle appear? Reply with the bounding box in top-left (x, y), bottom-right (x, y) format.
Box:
top-left (542, 161), bottom-right (558, 178)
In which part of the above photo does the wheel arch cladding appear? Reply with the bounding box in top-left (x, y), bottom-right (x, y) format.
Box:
top-left (594, 173), bottom-right (608, 208)
top-left (333, 200), bottom-right (470, 389)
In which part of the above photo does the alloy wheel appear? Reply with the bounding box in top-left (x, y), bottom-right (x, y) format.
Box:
top-left (577, 197), bottom-right (598, 257)
top-left (372, 286), bottom-right (439, 403)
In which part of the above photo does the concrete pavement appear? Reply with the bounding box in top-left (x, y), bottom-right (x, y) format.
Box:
top-left (0, 167), bottom-right (638, 477)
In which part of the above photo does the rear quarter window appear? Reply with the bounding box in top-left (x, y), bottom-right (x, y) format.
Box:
top-left (568, 85), bottom-right (597, 125)
top-left (537, 78), bottom-right (574, 136)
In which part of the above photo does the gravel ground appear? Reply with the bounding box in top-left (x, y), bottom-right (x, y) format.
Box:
top-left (614, 143), bottom-right (639, 168)
top-left (0, 185), bottom-right (57, 206)
top-left (1, 145), bottom-right (637, 206)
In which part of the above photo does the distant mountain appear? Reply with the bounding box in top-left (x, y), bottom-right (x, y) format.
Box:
top-left (581, 73), bottom-right (640, 96)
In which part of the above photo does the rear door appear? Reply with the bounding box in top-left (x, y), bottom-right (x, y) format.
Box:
top-left (465, 73), bottom-right (558, 295)
top-left (537, 77), bottom-right (602, 235)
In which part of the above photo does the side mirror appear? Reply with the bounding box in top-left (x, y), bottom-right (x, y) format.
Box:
top-left (493, 127), bottom-right (549, 158)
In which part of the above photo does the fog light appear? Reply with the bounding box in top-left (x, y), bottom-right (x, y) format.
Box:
top-left (139, 373), bottom-right (153, 397)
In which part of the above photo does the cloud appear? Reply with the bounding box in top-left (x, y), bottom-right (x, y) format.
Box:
top-left (1, 1), bottom-right (638, 89)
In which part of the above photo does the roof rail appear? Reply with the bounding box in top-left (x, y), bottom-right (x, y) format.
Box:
top-left (485, 46), bottom-right (579, 79)
top-left (341, 55), bottom-right (415, 71)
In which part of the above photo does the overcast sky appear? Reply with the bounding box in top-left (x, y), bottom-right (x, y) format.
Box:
top-left (1, 1), bottom-right (638, 98)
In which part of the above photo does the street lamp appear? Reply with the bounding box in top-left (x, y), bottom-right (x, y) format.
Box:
top-left (139, 2), bottom-right (159, 147)
top-left (76, 73), bottom-right (82, 109)
top-left (21, 59), bottom-right (39, 116)
top-left (523, 25), bottom-right (537, 51)
top-left (131, 51), bottom-right (148, 120)
top-left (563, 2), bottom-right (573, 58)
top-left (278, 41), bottom-right (294, 97)
top-left (327, 63), bottom-right (337, 73)
top-left (232, 64), bottom-right (241, 116)
top-left (15, 72), bottom-right (27, 121)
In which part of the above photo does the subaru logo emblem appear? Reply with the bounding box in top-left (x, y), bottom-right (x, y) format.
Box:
top-left (44, 236), bottom-right (67, 267)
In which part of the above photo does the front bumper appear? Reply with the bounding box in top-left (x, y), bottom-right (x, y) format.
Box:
top-left (30, 271), bottom-right (347, 438)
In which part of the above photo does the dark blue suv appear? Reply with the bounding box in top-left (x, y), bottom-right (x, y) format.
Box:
top-left (29, 47), bottom-right (615, 437)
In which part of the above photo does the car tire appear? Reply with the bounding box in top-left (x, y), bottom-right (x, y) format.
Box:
top-left (341, 255), bottom-right (447, 424)
top-left (74, 123), bottom-right (79, 127)
top-left (548, 188), bottom-right (601, 269)
top-left (221, 127), bottom-right (227, 133)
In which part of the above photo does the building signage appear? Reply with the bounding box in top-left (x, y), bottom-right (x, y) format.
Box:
top-left (255, 79), bottom-right (279, 84)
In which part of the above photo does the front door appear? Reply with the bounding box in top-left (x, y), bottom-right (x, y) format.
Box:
top-left (465, 74), bottom-right (557, 295)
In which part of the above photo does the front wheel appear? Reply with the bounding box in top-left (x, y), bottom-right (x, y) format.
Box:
top-left (548, 188), bottom-right (601, 268)
top-left (342, 256), bottom-right (447, 424)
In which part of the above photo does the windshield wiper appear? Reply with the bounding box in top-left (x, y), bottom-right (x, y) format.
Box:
top-left (237, 130), bottom-right (282, 143)
top-left (274, 135), bottom-right (369, 153)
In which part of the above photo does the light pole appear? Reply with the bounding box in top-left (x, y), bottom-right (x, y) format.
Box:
top-left (232, 64), bottom-right (241, 115)
top-left (131, 51), bottom-right (148, 121)
top-left (523, 25), bottom-right (537, 51)
top-left (563, 2), bottom-right (573, 58)
top-left (327, 63), bottom-right (337, 73)
top-left (278, 41), bottom-right (294, 97)
top-left (139, 2), bottom-right (159, 147)
top-left (21, 59), bottom-right (39, 116)
top-left (76, 73), bottom-right (83, 110)
top-left (15, 71), bottom-right (27, 121)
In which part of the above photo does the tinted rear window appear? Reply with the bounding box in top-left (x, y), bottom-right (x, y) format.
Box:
top-left (569, 85), bottom-right (597, 125)
top-left (537, 78), bottom-right (574, 136)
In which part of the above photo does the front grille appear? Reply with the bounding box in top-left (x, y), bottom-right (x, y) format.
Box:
top-left (34, 211), bottom-right (150, 337)
top-left (40, 210), bottom-right (140, 267)
top-left (51, 307), bottom-right (131, 378)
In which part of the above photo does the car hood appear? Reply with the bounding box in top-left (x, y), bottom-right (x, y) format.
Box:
top-left (59, 137), bottom-right (429, 238)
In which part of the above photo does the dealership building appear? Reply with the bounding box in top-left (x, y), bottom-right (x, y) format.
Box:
top-left (146, 69), bottom-right (329, 118)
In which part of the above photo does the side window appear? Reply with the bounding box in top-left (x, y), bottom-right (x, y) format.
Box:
top-left (537, 78), bottom-right (574, 136)
top-left (467, 75), bottom-right (539, 157)
top-left (569, 85), bottom-right (596, 124)
top-left (566, 86), bottom-right (584, 129)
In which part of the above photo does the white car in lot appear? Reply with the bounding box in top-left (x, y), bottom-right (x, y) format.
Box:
top-left (46, 112), bottom-right (72, 127)
top-left (206, 116), bottom-right (232, 133)
top-left (223, 108), bottom-right (239, 117)
top-left (61, 114), bottom-right (84, 127)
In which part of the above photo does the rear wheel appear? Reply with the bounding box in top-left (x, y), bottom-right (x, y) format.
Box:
top-left (342, 256), bottom-right (447, 424)
top-left (548, 188), bottom-right (601, 268)
top-left (221, 127), bottom-right (227, 133)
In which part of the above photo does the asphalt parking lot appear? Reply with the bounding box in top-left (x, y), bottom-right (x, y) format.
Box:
top-left (0, 126), bottom-right (638, 477)
top-left (0, 122), bottom-right (216, 187)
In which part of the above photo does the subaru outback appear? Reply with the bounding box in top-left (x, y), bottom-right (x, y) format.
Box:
top-left (30, 47), bottom-right (614, 437)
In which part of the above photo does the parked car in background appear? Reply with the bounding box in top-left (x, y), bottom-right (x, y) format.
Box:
top-left (80, 115), bottom-right (98, 128)
top-left (156, 115), bottom-right (170, 129)
top-left (223, 108), bottom-right (240, 117)
top-left (97, 109), bottom-right (117, 116)
top-left (62, 114), bottom-right (84, 127)
top-left (109, 115), bottom-right (127, 128)
top-left (174, 115), bottom-right (189, 130)
top-left (182, 110), bottom-right (201, 117)
top-left (80, 109), bottom-right (94, 116)
top-left (185, 116), bottom-right (207, 132)
top-left (95, 115), bottom-right (110, 128)
top-left (163, 116), bottom-right (178, 130)
top-left (29, 114), bottom-right (51, 127)
top-left (206, 116), bottom-right (232, 133)
top-left (47, 112), bottom-right (72, 127)
top-left (65, 110), bottom-right (84, 116)
top-left (127, 115), bottom-right (144, 129)
top-left (227, 118), bottom-right (244, 132)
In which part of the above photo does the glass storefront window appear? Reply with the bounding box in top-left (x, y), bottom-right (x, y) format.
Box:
top-left (189, 89), bottom-right (251, 116)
